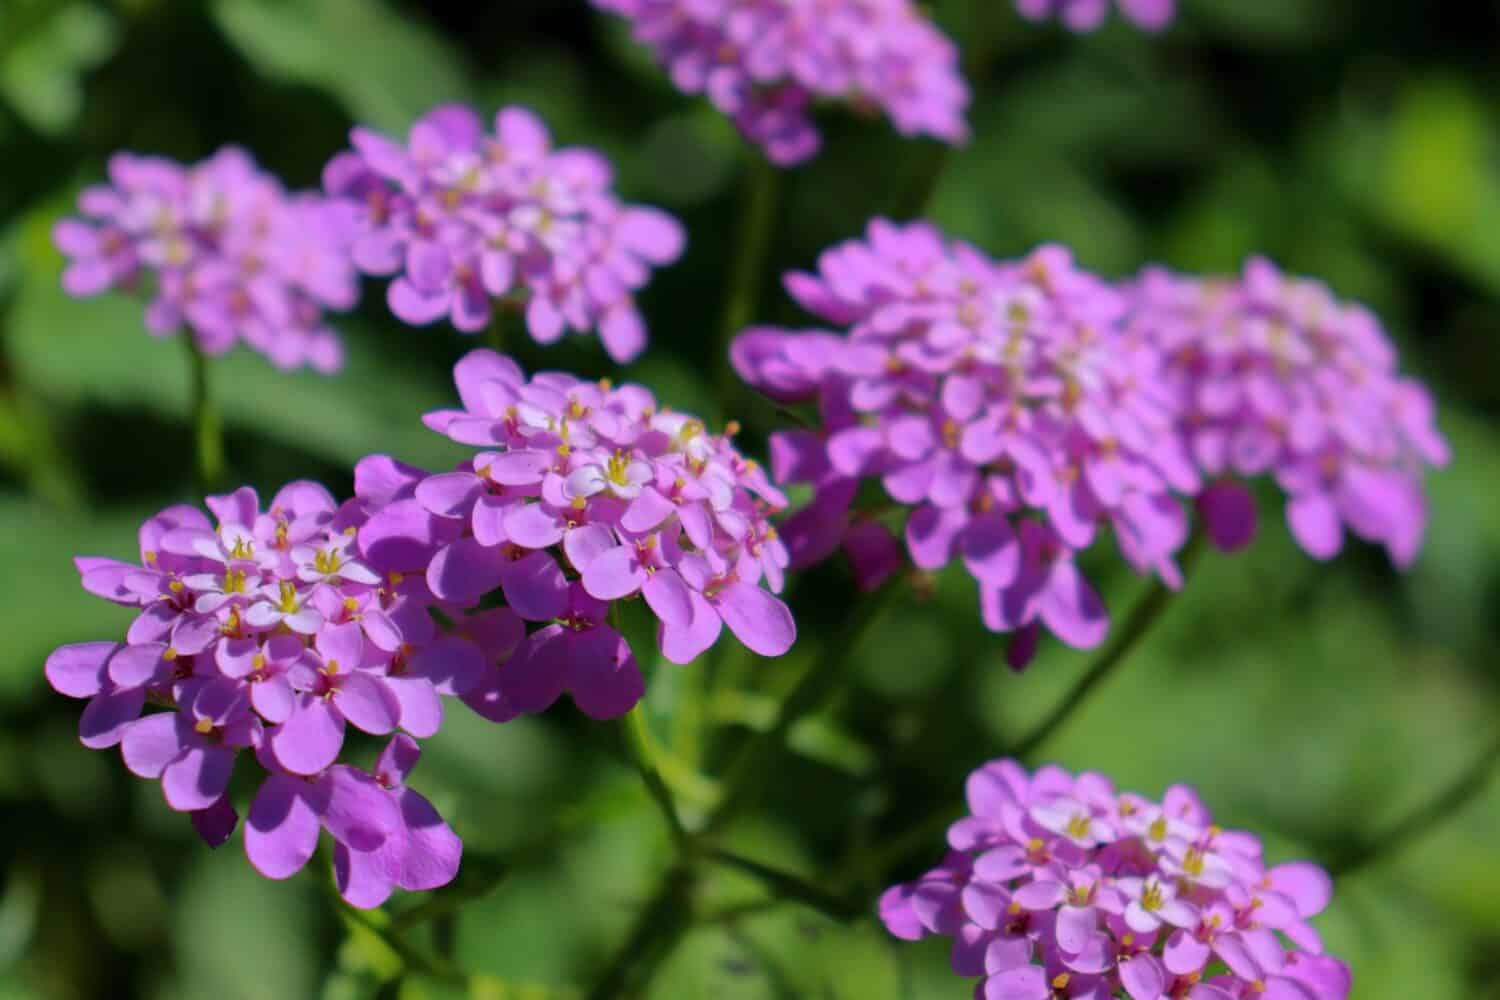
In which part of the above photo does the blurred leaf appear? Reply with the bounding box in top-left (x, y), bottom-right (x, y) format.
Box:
top-left (0, 2), bottom-right (117, 134)
top-left (212, 0), bottom-right (474, 133)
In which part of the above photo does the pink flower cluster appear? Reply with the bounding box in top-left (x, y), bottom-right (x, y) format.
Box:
top-left (55, 147), bottom-right (358, 373)
top-left (379, 348), bottom-right (795, 722)
top-left (1015, 0), bottom-right (1175, 32)
top-left (733, 220), bottom-right (1198, 663)
top-left (590, 0), bottom-right (970, 165)
top-left (43, 481), bottom-right (513, 907)
top-left (881, 759), bottom-right (1351, 1000)
top-left (1124, 260), bottom-right (1449, 568)
top-left (323, 104), bottom-right (685, 363)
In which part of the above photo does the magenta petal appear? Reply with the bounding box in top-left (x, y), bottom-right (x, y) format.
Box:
top-left (416, 472), bottom-right (483, 518)
top-left (385, 676), bottom-right (443, 738)
top-left (1198, 481), bottom-right (1258, 552)
top-left (1054, 904), bottom-right (1096, 955)
top-left (335, 673), bottom-right (400, 735)
top-left (714, 582), bottom-right (795, 657)
top-left (658, 590), bottom-right (722, 665)
top-left (1119, 955), bottom-right (1167, 1000)
top-left (564, 627), bottom-right (643, 719)
top-left (905, 505), bottom-right (965, 571)
top-left (79, 686), bottom-right (146, 749)
top-left (1037, 562), bottom-right (1108, 649)
top-left (163, 745), bottom-right (237, 812)
top-left (388, 277), bottom-right (450, 326)
top-left (984, 966), bottom-right (1049, 1000)
top-left (334, 842), bottom-right (398, 910)
top-left (426, 537), bottom-right (506, 606)
top-left (269, 698), bottom-right (345, 775)
top-left (321, 766), bottom-right (401, 851)
top-left (959, 512), bottom-right (1020, 586)
top-left (642, 568), bottom-right (694, 627)
top-left (409, 637), bottom-right (486, 695)
top-left (191, 795), bottom-right (239, 848)
top-left (621, 488), bottom-right (675, 534)
top-left (503, 501), bottom-right (565, 549)
top-left (376, 733), bottom-right (422, 786)
top-left (45, 642), bottom-right (114, 698)
top-left (500, 551), bottom-right (569, 621)
top-left (1269, 862), bottom-right (1333, 917)
top-left (1286, 492), bottom-right (1342, 560)
top-left (498, 626), bottom-right (569, 713)
top-left (393, 787), bottom-right (462, 891)
top-left (879, 885), bottom-right (925, 941)
top-left (581, 544), bottom-right (645, 601)
top-left (121, 713), bottom-right (185, 778)
top-left (246, 774), bottom-right (322, 879)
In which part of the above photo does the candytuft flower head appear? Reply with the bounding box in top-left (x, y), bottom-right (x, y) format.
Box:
top-left (1124, 259), bottom-right (1449, 568)
top-left (590, 0), bottom-right (970, 165)
top-left (46, 481), bottom-right (500, 906)
top-left (55, 147), bottom-right (358, 372)
top-left (323, 104), bottom-right (685, 363)
top-left (396, 348), bottom-right (795, 721)
top-left (733, 220), bottom-right (1198, 663)
top-left (1016, 0), bottom-right (1176, 32)
top-left (880, 758), bottom-right (1351, 999)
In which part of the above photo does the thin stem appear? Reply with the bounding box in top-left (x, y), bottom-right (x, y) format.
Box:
top-left (181, 334), bottom-right (224, 494)
top-left (485, 309), bottom-right (507, 354)
top-left (1331, 726), bottom-right (1500, 877)
top-left (585, 865), bottom-right (695, 1000)
top-left (715, 150), bottom-right (780, 400)
top-left (319, 865), bottom-right (466, 989)
top-left (622, 705), bottom-right (691, 852)
top-left (705, 577), bottom-right (906, 835)
top-left (1006, 535), bottom-right (1204, 761)
top-left (702, 846), bottom-right (860, 921)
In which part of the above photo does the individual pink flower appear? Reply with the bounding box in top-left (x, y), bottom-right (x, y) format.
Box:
top-left (1123, 259), bottom-right (1449, 568)
top-left (55, 147), bottom-right (358, 372)
top-left (591, 0), bottom-right (970, 165)
top-left (880, 758), bottom-right (1350, 999)
top-left (394, 347), bottom-right (795, 719)
top-left (324, 104), bottom-right (684, 362)
top-left (733, 220), bottom-right (1197, 664)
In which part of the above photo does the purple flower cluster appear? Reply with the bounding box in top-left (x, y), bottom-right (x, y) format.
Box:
top-left (733, 220), bottom-right (1198, 661)
top-left (1124, 260), bottom-right (1450, 568)
top-left (323, 104), bottom-right (685, 363)
top-left (377, 348), bottom-right (795, 722)
top-left (1015, 0), bottom-right (1176, 32)
top-left (881, 759), bottom-right (1351, 1000)
top-left (55, 147), bottom-right (358, 373)
top-left (590, 0), bottom-right (970, 165)
top-left (44, 481), bottom-right (499, 906)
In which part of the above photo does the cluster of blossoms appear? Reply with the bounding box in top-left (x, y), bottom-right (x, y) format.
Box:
top-left (323, 104), bottom-right (685, 363)
top-left (880, 759), bottom-right (1351, 1000)
top-left (1015, 0), bottom-right (1175, 32)
top-left (42, 481), bottom-right (515, 906)
top-left (733, 220), bottom-right (1199, 663)
top-left (383, 348), bottom-right (795, 722)
top-left (55, 147), bottom-right (359, 373)
top-left (590, 0), bottom-right (970, 165)
top-left (1124, 260), bottom-right (1450, 568)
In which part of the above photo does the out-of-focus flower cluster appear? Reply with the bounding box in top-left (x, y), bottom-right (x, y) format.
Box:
top-left (880, 759), bottom-right (1352, 1000)
top-left (1015, 0), bottom-right (1175, 32)
top-left (1124, 260), bottom-right (1450, 568)
top-left (55, 148), bottom-right (358, 373)
top-left (45, 481), bottom-right (506, 906)
top-left (733, 220), bottom-right (1198, 663)
top-left (323, 104), bottom-right (685, 363)
top-left (590, 0), bottom-right (970, 165)
top-left (387, 348), bottom-right (795, 722)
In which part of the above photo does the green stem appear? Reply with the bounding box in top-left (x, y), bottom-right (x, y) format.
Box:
top-left (485, 310), bottom-right (507, 354)
top-left (1331, 726), bottom-right (1500, 877)
top-left (715, 150), bottom-right (780, 401)
top-left (585, 865), bottom-right (696, 1000)
top-left (704, 577), bottom-right (906, 835)
top-left (1006, 534), bottom-right (1204, 761)
top-left (322, 870), bottom-right (466, 989)
top-left (182, 334), bottom-right (224, 494)
top-left (622, 705), bottom-right (691, 852)
top-left (702, 846), bottom-right (859, 921)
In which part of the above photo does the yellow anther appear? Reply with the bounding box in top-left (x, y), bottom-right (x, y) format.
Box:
top-left (1051, 974), bottom-right (1071, 990)
top-left (1006, 901), bottom-right (1023, 916)
top-left (229, 538), bottom-right (255, 560)
top-left (325, 659), bottom-right (340, 675)
top-left (1148, 816), bottom-right (1168, 841)
top-left (1065, 813), bottom-right (1092, 840)
top-left (194, 718), bottom-right (215, 735)
top-left (388, 571), bottom-right (404, 587)
top-left (724, 420), bottom-right (741, 436)
top-left (343, 597), bottom-right (360, 612)
top-left (1182, 847), bottom-right (1206, 878)
top-left (277, 580), bottom-right (300, 613)
top-left (163, 647), bottom-right (179, 661)
top-left (168, 580), bottom-right (184, 593)
top-left (314, 548), bottom-right (342, 575)
top-left (251, 653), bottom-right (266, 671)
top-left (598, 378), bottom-right (613, 391)
top-left (1141, 881), bottom-right (1165, 912)
top-left (570, 495), bottom-right (588, 511)
top-left (144, 551), bottom-right (158, 565)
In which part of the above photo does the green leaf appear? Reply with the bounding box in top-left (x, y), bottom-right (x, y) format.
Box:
top-left (0, 2), bottom-right (118, 134)
top-left (212, 0), bottom-right (474, 133)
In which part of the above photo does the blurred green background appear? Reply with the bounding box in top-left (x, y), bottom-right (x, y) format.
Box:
top-left (1, 0), bottom-right (1497, 997)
